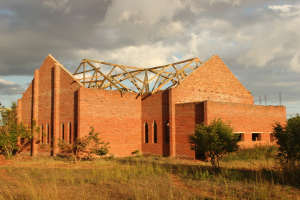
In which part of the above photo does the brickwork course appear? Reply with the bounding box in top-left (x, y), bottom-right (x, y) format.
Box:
top-left (17, 54), bottom-right (286, 159)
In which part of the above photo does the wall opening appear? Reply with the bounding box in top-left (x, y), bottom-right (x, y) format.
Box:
top-left (164, 121), bottom-right (170, 145)
top-left (270, 133), bottom-right (275, 142)
top-left (62, 123), bottom-right (65, 141)
top-left (234, 133), bottom-right (244, 141)
top-left (252, 133), bottom-right (261, 141)
top-left (47, 124), bottom-right (50, 144)
top-left (41, 125), bottom-right (44, 144)
top-left (162, 90), bottom-right (170, 156)
top-left (69, 122), bottom-right (72, 144)
top-left (145, 122), bottom-right (149, 143)
top-left (153, 120), bottom-right (157, 143)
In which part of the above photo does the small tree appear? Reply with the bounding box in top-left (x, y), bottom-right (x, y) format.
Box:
top-left (0, 102), bottom-right (37, 158)
top-left (272, 115), bottom-right (300, 168)
top-left (190, 119), bottom-right (239, 168)
top-left (58, 127), bottom-right (110, 162)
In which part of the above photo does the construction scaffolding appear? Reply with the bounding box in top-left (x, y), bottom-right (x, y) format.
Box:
top-left (73, 57), bottom-right (202, 96)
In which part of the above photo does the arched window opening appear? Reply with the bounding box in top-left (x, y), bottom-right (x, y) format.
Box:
top-left (153, 121), bottom-right (158, 143)
top-left (69, 122), bottom-right (72, 144)
top-left (62, 123), bottom-right (65, 141)
top-left (145, 122), bottom-right (149, 143)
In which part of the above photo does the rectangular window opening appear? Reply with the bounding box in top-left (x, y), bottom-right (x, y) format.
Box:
top-left (234, 133), bottom-right (244, 141)
top-left (252, 133), bottom-right (261, 141)
top-left (270, 133), bottom-right (275, 142)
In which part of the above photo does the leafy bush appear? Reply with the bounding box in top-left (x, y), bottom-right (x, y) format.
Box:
top-left (190, 119), bottom-right (239, 168)
top-left (222, 146), bottom-right (277, 162)
top-left (272, 115), bottom-right (300, 168)
top-left (58, 127), bottom-right (110, 161)
top-left (0, 102), bottom-right (38, 158)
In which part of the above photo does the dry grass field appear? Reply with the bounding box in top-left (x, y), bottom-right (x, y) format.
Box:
top-left (0, 147), bottom-right (300, 200)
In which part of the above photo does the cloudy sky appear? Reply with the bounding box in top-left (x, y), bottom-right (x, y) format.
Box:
top-left (0, 0), bottom-right (299, 116)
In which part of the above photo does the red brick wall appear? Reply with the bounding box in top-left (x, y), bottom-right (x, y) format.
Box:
top-left (38, 56), bottom-right (56, 147)
top-left (18, 55), bottom-right (82, 154)
top-left (175, 103), bottom-right (196, 158)
top-left (141, 91), bottom-right (164, 155)
top-left (21, 82), bottom-right (33, 126)
top-left (17, 54), bottom-right (287, 158)
top-left (172, 55), bottom-right (254, 105)
top-left (36, 56), bottom-right (81, 151)
top-left (78, 88), bottom-right (142, 157)
top-left (206, 101), bottom-right (286, 148)
top-left (174, 101), bottom-right (286, 159)
top-left (169, 55), bottom-right (255, 156)
top-left (58, 66), bottom-right (81, 144)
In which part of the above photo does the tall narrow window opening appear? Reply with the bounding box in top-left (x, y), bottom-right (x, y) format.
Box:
top-left (62, 123), bottom-right (65, 141)
top-left (145, 122), bottom-right (149, 143)
top-left (153, 121), bottom-right (158, 143)
top-left (41, 125), bottom-right (44, 144)
top-left (47, 124), bottom-right (49, 144)
top-left (69, 122), bottom-right (72, 144)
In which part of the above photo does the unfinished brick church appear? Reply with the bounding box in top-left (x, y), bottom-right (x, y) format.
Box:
top-left (17, 54), bottom-right (286, 159)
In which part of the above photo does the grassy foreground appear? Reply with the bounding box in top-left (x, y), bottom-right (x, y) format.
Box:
top-left (0, 147), bottom-right (300, 200)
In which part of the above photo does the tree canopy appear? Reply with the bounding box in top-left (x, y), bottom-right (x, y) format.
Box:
top-left (273, 115), bottom-right (300, 168)
top-left (190, 119), bottom-right (239, 168)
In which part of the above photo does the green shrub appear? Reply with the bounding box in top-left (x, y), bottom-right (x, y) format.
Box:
top-left (58, 127), bottom-right (110, 161)
top-left (272, 115), bottom-right (300, 168)
top-left (0, 102), bottom-right (38, 158)
top-left (222, 146), bottom-right (277, 162)
top-left (190, 119), bottom-right (239, 168)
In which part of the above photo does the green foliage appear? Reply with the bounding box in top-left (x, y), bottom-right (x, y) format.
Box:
top-left (58, 127), bottom-right (110, 161)
top-left (222, 146), bottom-right (277, 162)
top-left (0, 102), bottom-right (35, 158)
top-left (272, 115), bottom-right (300, 168)
top-left (190, 119), bottom-right (239, 168)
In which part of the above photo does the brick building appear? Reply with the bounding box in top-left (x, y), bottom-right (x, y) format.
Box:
top-left (17, 54), bottom-right (286, 158)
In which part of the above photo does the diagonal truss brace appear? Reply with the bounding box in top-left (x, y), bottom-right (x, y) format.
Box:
top-left (73, 57), bottom-right (202, 96)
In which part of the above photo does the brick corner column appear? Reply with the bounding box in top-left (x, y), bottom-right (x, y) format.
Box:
top-left (17, 99), bottom-right (22, 125)
top-left (52, 64), bottom-right (61, 155)
top-left (77, 87), bottom-right (82, 139)
top-left (203, 101), bottom-right (208, 125)
top-left (169, 89), bottom-right (176, 157)
top-left (17, 99), bottom-right (22, 146)
top-left (31, 69), bottom-right (39, 156)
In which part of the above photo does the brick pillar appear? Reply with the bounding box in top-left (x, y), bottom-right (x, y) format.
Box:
top-left (66, 122), bottom-right (70, 144)
top-left (203, 101), bottom-right (208, 125)
top-left (244, 133), bottom-right (252, 142)
top-left (77, 87), bottom-right (81, 139)
top-left (31, 69), bottom-right (39, 156)
top-left (17, 99), bottom-right (22, 146)
top-left (53, 64), bottom-right (60, 155)
top-left (17, 99), bottom-right (22, 124)
top-left (169, 89), bottom-right (176, 157)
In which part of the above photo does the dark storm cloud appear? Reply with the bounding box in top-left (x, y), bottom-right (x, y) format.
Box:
top-left (0, 0), bottom-right (299, 113)
top-left (0, 0), bottom-right (112, 75)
